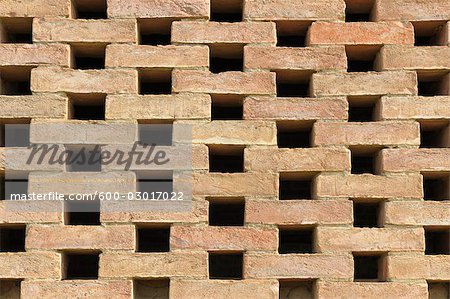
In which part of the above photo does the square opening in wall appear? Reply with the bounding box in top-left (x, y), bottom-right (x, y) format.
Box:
top-left (353, 254), bottom-right (386, 282)
top-left (348, 96), bottom-right (380, 122)
top-left (68, 93), bottom-right (106, 120)
top-left (138, 18), bottom-right (172, 46)
top-left (279, 174), bottom-right (313, 200)
top-left (210, 45), bottom-right (243, 73)
top-left (420, 121), bottom-right (449, 148)
top-left (208, 198), bottom-right (245, 226)
top-left (139, 70), bottom-right (172, 95)
top-left (137, 171), bottom-right (173, 194)
top-left (425, 229), bottom-right (450, 255)
top-left (418, 72), bottom-right (449, 97)
top-left (428, 281), bottom-right (450, 299)
top-left (209, 252), bottom-right (243, 280)
top-left (276, 21), bottom-right (310, 47)
top-left (72, 0), bottom-right (107, 19)
top-left (71, 44), bottom-right (106, 70)
top-left (277, 121), bottom-right (313, 148)
top-left (209, 145), bottom-right (244, 173)
top-left (353, 200), bottom-right (383, 228)
top-left (413, 21), bottom-right (447, 46)
top-left (345, 0), bottom-right (375, 22)
top-left (279, 280), bottom-right (315, 299)
top-left (0, 67), bottom-right (32, 95)
top-left (423, 174), bottom-right (449, 201)
top-left (276, 71), bottom-right (312, 98)
top-left (1, 122), bottom-right (31, 147)
top-left (65, 145), bottom-right (102, 172)
top-left (134, 279), bottom-right (170, 299)
top-left (136, 226), bottom-right (170, 252)
top-left (346, 45), bottom-right (380, 72)
top-left (278, 227), bottom-right (315, 254)
top-left (0, 226), bottom-right (25, 252)
top-left (211, 95), bottom-right (243, 120)
top-left (0, 280), bottom-right (22, 298)
top-left (138, 121), bottom-right (173, 146)
top-left (210, 0), bottom-right (242, 22)
top-left (351, 149), bottom-right (380, 175)
top-left (0, 18), bottom-right (32, 43)
top-left (63, 252), bottom-right (100, 279)
top-left (65, 199), bottom-right (101, 225)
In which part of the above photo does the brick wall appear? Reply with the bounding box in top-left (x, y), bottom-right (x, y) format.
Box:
top-left (0, 0), bottom-right (449, 298)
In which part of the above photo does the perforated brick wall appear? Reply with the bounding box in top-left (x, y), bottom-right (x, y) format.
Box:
top-left (0, 0), bottom-right (449, 298)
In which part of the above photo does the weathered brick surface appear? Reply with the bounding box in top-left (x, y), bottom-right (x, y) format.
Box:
top-left (1, 0), bottom-right (449, 298)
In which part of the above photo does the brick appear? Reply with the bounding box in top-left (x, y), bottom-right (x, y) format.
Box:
top-left (244, 0), bottom-right (345, 21)
top-left (308, 22), bottom-right (414, 45)
top-left (377, 46), bottom-right (450, 71)
top-left (192, 121), bottom-right (276, 145)
top-left (316, 228), bottom-right (424, 252)
top-left (31, 67), bottom-right (137, 94)
top-left (245, 148), bottom-right (350, 172)
top-left (26, 225), bottom-right (135, 250)
top-left (171, 226), bottom-right (276, 251)
top-left (100, 252), bottom-right (207, 278)
top-left (374, 0), bottom-right (450, 21)
top-left (244, 96), bottom-right (348, 120)
top-left (385, 201), bottom-right (450, 226)
top-left (312, 71), bottom-right (417, 96)
top-left (173, 70), bottom-right (276, 95)
top-left (0, 252), bottom-right (60, 279)
top-left (381, 148), bottom-right (450, 172)
top-left (380, 96), bottom-right (450, 120)
top-left (317, 281), bottom-right (428, 299)
top-left (172, 21), bottom-right (276, 44)
top-left (106, 94), bottom-right (210, 120)
top-left (193, 173), bottom-right (277, 197)
top-left (246, 199), bottom-right (352, 225)
top-left (388, 255), bottom-right (450, 280)
top-left (107, 0), bottom-right (208, 18)
top-left (0, 0), bottom-right (68, 17)
top-left (105, 44), bottom-right (208, 68)
top-left (244, 46), bottom-right (346, 71)
top-left (2, 147), bottom-right (65, 172)
top-left (245, 254), bottom-right (353, 279)
top-left (0, 44), bottom-right (69, 67)
top-left (22, 280), bottom-right (132, 299)
top-left (0, 201), bottom-right (62, 224)
top-left (315, 173), bottom-right (423, 199)
top-left (34, 18), bottom-right (136, 43)
top-left (0, 95), bottom-right (66, 119)
top-left (313, 121), bottom-right (420, 147)
top-left (170, 280), bottom-right (277, 299)
top-left (30, 120), bottom-right (137, 144)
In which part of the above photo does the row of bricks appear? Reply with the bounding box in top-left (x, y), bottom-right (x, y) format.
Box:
top-left (1, 94), bottom-right (449, 121)
top-left (2, 44), bottom-right (450, 70)
top-left (1, 279), bottom-right (437, 299)
top-left (3, 225), bottom-right (438, 252)
top-left (1, 198), bottom-right (449, 226)
top-left (0, 172), bottom-right (442, 198)
top-left (1, 251), bottom-right (449, 280)
top-left (12, 19), bottom-right (448, 46)
top-left (16, 68), bottom-right (448, 95)
top-left (0, 0), bottom-right (449, 22)
top-left (4, 120), bottom-right (447, 147)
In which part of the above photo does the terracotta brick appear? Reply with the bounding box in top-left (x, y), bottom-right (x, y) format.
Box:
top-left (172, 21), bottom-right (276, 44)
top-left (244, 96), bottom-right (348, 120)
top-left (380, 96), bottom-right (450, 120)
top-left (388, 255), bottom-right (450, 280)
top-left (0, 201), bottom-right (62, 224)
top-left (26, 225), bottom-right (135, 250)
top-left (244, 0), bottom-right (345, 21)
top-left (0, 252), bottom-right (60, 279)
top-left (99, 252), bottom-right (208, 278)
top-left (374, 0), bottom-right (450, 21)
top-left (170, 280), bottom-right (278, 299)
top-left (308, 22), bottom-right (414, 45)
top-left (315, 173), bottom-right (423, 199)
top-left (246, 199), bottom-right (352, 225)
top-left (31, 67), bottom-right (137, 94)
top-left (245, 254), bottom-right (353, 279)
top-left (316, 228), bottom-right (425, 252)
top-left (107, 0), bottom-right (209, 18)
top-left (381, 148), bottom-right (450, 172)
top-left (245, 148), bottom-right (350, 172)
top-left (0, 95), bottom-right (66, 119)
top-left (34, 18), bottom-right (136, 43)
top-left (105, 44), bottom-right (208, 68)
top-left (312, 71), bottom-right (417, 96)
top-left (0, 0), bottom-right (69, 17)
top-left (385, 201), bottom-right (450, 226)
top-left (0, 44), bottom-right (69, 67)
top-left (171, 226), bottom-right (277, 251)
top-left (313, 121), bottom-right (420, 147)
top-left (377, 46), bottom-right (450, 70)
top-left (22, 280), bottom-right (132, 299)
top-left (173, 70), bottom-right (276, 95)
